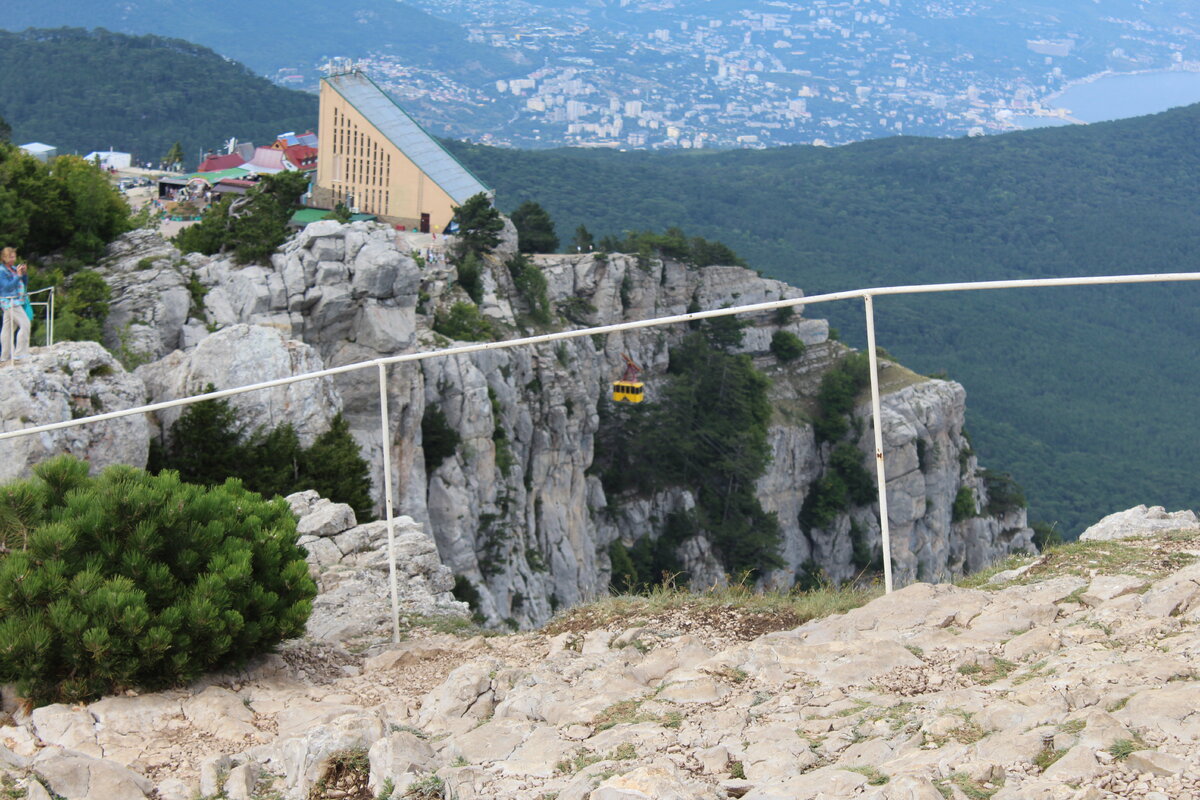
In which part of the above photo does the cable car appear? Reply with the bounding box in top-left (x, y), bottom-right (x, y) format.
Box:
top-left (612, 353), bottom-right (645, 403)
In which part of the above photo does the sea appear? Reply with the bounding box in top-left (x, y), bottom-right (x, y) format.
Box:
top-left (1008, 69), bottom-right (1200, 129)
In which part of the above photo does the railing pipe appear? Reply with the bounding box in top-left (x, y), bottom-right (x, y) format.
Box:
top-left (863, 294), bottom-right (893, 593)
top-left (377, 363), bottom-right (402, 644)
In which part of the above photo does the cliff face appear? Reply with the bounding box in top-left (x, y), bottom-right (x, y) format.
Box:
top-left (92, 222), bottom-right (1034, 626)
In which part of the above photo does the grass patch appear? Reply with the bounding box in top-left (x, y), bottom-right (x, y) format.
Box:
top-left (957, 657), bottom-right (1016, 684)
top-left (935, 772), bottom-right (1002, 799)
top-left (1013, 660), bottom-right (1057, 686)
top-left (592, 698), bottom-right (681, 731)
top-left (958, 534), bottom-right (1199, 591)
top-left (399, 613), bottom-right (490, 638)
top-left (846, 765), bottom-right (889, 785)
top-left (1108, 738), bottom-right (1140, 761)
top-left (729, 761), bottom-right (746, 779)
top-left (1057, 719), bottom-right (1086, 735)
top-left (542, 579), bottom-right (880, 640)
top-left (1034, 745), bottom-right (1068, 772)
top-left (555, 749), bottom-right (602, 775)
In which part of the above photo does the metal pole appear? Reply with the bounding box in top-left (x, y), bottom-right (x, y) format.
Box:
top-left (48, 290), bottom-right (54, 346)
top-left (864, 294), bottom-right (893, 594)
top-left (377, 363), bottom-right (402, 644)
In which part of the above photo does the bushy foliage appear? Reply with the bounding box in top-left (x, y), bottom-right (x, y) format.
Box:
top-left (175, 171), bottom-right (309, 264)
top-left (0, 456), bottom-right (316, 705)
top-left (770, 329), bottom-right (806, 362)
top-left (25, 268), bottom-right (112, 345)
top-left (510, 200), bottom-right (558, 254)
top-left (421, 405), bottom-right (461, 473)
top-left (149, 392), bottom-right (375, 520)
top-left (952, 486), bottom-right (978, 522)
top-left (594, 227), bottom-right (745, 268)
top-left (0, 146), bottom-right (129, 260)
top-left (450, 193), bottom-right (504, 258)
top-left (982, 469), bottom-right (1027, 516)
top-left (812, 352), bottom-right (871, 444)
top-left (433, 301), bottom-right (498, 341)
top-left (799, 443), bottom-right (876, 531)
top-left (593, 334), bottom-right (781, 579)
top-left (507, 254), bottom-right (551, 325)
top-left (455, 251), bottom-right (484, 303)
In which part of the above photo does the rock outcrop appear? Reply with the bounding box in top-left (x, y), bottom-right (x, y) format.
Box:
top-left (1, 520), bottom-right (1196, 800)
top-left (82, 222), bottom-right (1035, 626)
top-left (0, 341), bottom-right (148, 482)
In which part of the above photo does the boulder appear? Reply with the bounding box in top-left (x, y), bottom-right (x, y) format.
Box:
top-left (0, 342), bottom-right (149, 482)
top-left (1080, 505), bottom-right (1200, 541)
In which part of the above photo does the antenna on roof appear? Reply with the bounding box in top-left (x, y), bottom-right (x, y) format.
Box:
top-left (225, 137), bottom-right (238, 155)
top-left (324, 57), bottom-right (355, 77)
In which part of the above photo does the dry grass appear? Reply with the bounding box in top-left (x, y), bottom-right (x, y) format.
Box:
top-left (541, 579), bottom-right (881, 641)
top-left (958, 531), bottom-right (1200, 591)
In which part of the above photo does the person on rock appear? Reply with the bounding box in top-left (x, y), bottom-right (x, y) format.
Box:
top-left (0, 247), bottom-right (31, 364)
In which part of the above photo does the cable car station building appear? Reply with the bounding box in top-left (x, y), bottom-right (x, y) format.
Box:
top-left (313, 64), bottom-right (491, 233)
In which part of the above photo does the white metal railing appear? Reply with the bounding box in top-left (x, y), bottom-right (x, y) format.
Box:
top-left (2, 270), bottom-right (1199, 640)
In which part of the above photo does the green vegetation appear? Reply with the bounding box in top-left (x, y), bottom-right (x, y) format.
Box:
top-left (596, 227), bottom-right (746, 268)
top-left (451, 193), bottom-right (505, 259)
top-left (0, 29), bottom-right (318, 170)
top-left (148, 392), bottom-right (375, 520)
top-left (769, 329), bottom-right (805, 362)
top-left (175, 171), bottom-right (309, 264)
top-left (421, 405), bottom-right (462, 473)
top-left (0, 146), bottom-right (129, 260)
top-left (432, 301), bottom-right (499, 341)
top-left (0, 456), bottom-right (315, 705)
top-left (952, 487), bottom-right (978, 523)
top-left (593, 333), bottom-right (781, 581)
top-left (511, 200), bottom-right (559, 254)
top-left (449, 103), bottom-right (1200, 535)
top-left (507, 253), bottom-right (552, 325)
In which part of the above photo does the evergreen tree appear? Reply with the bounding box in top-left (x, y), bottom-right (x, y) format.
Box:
top-left (0, 456), bottom-right (316, 704)
top-left (163, 141), bottom-right (185, 169)
top-left (450, 192), bottom-right (504, 258)
top-left (572, 224), bottom-right (594, 252)
top-left (297, 413), bottom-right (374, 521)
top-left (510, 200), bottom-right (558, 254)
top-left (176, 171), bottom-right (308, 264)
top-left (153, 385), bottom-right (245, 486)
top-left (0, 115), bottom-right (10, 144)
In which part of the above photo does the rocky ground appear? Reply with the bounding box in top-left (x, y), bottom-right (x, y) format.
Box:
top-left (1, 507), bottom-right (1199, 800)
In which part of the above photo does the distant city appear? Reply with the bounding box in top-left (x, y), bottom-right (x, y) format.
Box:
top-left (270, 0), bottom-right (1200, 149)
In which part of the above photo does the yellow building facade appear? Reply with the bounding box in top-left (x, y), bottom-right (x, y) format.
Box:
top-left (314, 69), bottom-right (490, 233)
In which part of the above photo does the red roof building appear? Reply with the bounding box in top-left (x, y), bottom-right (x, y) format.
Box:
top-left (196, 152), bottom-right (246, 172)
top-left (283, 144), bottom-right (318, 171)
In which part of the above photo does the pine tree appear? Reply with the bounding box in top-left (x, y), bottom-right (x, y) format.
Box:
top-left (297, 413), bottom-right (374, 521)
top-left (0, 456), bottom-right (316, 705)
top-left (511, 201), bottom-right (558, 254)
top-left (450, 192), bottom-right (504, 258)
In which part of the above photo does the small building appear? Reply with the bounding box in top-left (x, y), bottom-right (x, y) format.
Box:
top-left (19, 142), bottom-right (57, 162)
top-left (83, 150), bottom-right (132, 170)
top-left (313, 67), bottom-right (490, 233)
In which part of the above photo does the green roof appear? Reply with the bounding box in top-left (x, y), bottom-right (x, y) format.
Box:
top-left (289, 208), bottom-right (377, 226)
top-left (185, 167), bottom-right (252, 182)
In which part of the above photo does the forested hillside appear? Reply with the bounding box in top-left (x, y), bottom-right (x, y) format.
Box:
top-left (0, 28), bottom-right (317, 167)
top-left (447, 105), bottom-right (1200, 535)
top-left (3, 1), bottom-right (514, 79)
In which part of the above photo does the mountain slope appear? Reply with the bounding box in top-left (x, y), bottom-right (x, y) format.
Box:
top-left (446, 105), bottom-right (1200, 535)
top-left (4, 0), bottom-right (512, 79)
top-left (0, 28), bottom-right (318, 165)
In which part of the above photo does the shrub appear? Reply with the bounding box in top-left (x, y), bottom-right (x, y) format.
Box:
top-left (150, 393), bottom-right (375, 520)
top-left (456, 251), bottom-right (484, 303)
top-left (507, 254), bottom-right (551, 325)
top-left (433, 301), bottom-right (498, 341)
top-left (770, 330), bottom-right (806, 362)
top-left (952, 486), bottom-right (978, 522)
top-left (0, 456), bottom-right (316, 705)
top-left (422, 405), bottom-right (461, 473)
top-left (982, 469), bottom-right (1026, 516)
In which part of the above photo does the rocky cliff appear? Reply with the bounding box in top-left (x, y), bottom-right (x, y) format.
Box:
top-left (19, 221), bottom-right (1033, 626)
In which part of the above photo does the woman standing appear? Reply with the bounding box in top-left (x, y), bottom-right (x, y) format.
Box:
top-left (0, 247), bottom-right (31, 363)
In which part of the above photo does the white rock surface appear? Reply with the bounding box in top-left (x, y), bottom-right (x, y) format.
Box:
top-left (1080, 504), bottom-right (1200, 541)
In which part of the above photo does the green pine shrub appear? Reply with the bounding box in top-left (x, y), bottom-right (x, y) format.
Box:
top-left (421, 405), bottom-right (462, 473)
top-left (0, 456), bottom-right (316, 705)
top-left (952, 486), bottom-right (978, 522)
top-left (432, 301), bottom-right (498, 341)
top-left (770, 329), bottom-right (806, 362)
top-left (149, 390), bottom-right (375, 521)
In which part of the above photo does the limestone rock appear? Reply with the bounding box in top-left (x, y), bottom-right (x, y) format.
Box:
top-left (0, 342), bottom-right (149, 482)
top-left (136, 323), bottom-right (340, 445)
top-left (1080, 505), bottom-right (1200, 541)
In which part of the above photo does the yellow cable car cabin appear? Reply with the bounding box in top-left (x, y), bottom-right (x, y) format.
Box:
top-left (612, 380), bottom-right (645, 403)
top-left (612, 354), bottom-right (645, 403)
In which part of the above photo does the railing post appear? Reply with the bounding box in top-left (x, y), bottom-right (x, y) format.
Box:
top-left (378, 363), bottom-right (402, 644)
top-left (864, 294), bottom-right (894, 594)
top-left (48, 290), bottom-right (54, 347)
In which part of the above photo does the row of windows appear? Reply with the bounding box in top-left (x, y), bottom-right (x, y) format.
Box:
top-left (328, 106), bottom-right (394, 214)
